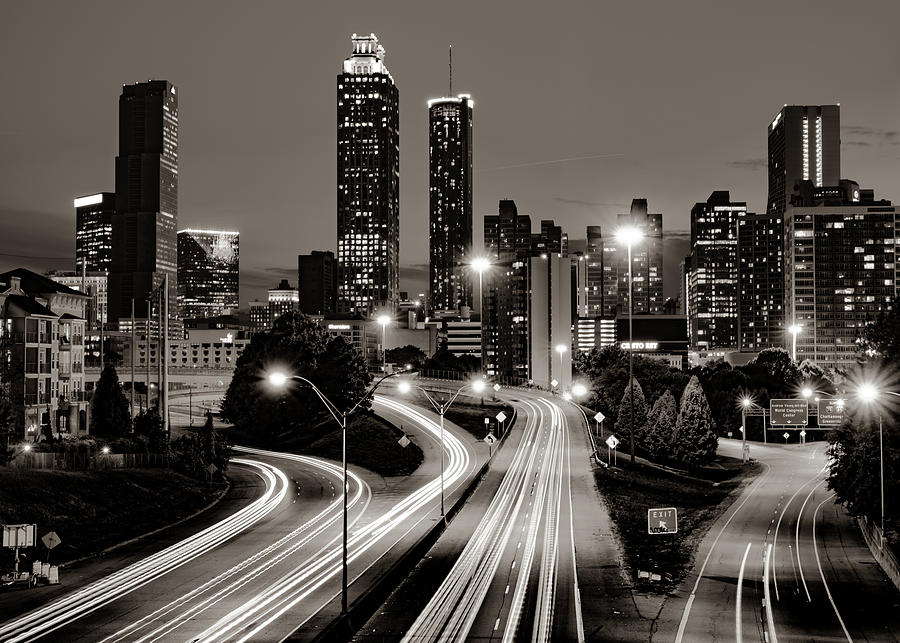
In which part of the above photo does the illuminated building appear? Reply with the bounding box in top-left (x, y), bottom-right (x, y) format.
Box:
top-left (685, 192), bottom-right (746, 356)
top-left (298, 250), bottom-right (337, 315)
top-left (48, 271), bottom-right (108, 331)
top-left (527, 254), bottom-right (572, 389)
top-left (585, 226), bottom-right (604, 317)
top-left (612, 199), bottom-right (663, 314)
top-left (177, 229), bottom-right (239, 320)
top-left (108, 80), bottom-right (179, 335)
top-left (247, 280), bottom-right (299, 334)
top-left (738, 213), bottom-right (785, 351)
top-left (74, 193), bottom-right (115, 274)
top-left (337, 34), bottom-right (400, 315)
top-left (785, 180), bottom-right (898, 370)
top-left (615, 315), bottom-right (688, 369)
top-left (428, 94), bottom-right (473, 313)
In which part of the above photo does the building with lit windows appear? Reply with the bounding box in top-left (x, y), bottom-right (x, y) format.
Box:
top-left (75, 192), bottom-right (115, 274)
top-left (685, 192), bottom-right (746, 357)
top-left (738, 213), bottom-right (785, 351)
top-left (48, 271), bottom-right (108, 331)
top-left (298, 250), bottom-right (337, 315)
top-left (177, 229), bottom-right (239, 320)
top-left (785, 180), bottom-right (898, 371)
top-left (428, 94), bottom-right (473, 313)
top-left (108, 80), bottom-right (179, 336)
top-left (612, 199), bottom-right (663, 314)
top-left (336, 34), bottom-right (400, 315)
top-left (585, 226), bottom-right (604, 317)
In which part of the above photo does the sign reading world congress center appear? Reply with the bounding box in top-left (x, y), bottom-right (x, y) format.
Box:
top-left (770, 399), bottom-right (809, 426)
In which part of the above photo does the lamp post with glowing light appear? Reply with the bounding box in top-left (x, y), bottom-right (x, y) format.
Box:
top-left (469, 257), bottom-right (490, 316)
top-left (616, 225), bottom-right (644, 464)
top-left (266, 366), bottom-right (407, 614)
top-left (740, 396), bottom-right (755, 464)
top-left (377, 315), bottom-right (391, 369)
top-left (398, 377), bottom-right (488, 521)
top-left (857, 383), bottom-right (892, 546)
top-left (788, 324), bottom-right (802, 362)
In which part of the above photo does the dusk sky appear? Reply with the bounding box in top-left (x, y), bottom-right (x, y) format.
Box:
top-left (2, 0), bottom-right (900, 306)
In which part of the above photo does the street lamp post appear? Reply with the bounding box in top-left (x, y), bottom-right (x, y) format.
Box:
top-left (858, 383), bottom-right (892, 547)
top-left (616, 226), bottom-right (644, 464)
top-left (740, 397), bottom-right (754, 464)
top-left (377, 315), bottom-right (391, 370)
top-left (788, 324), bottom-right (802, 362)
top-left (399, 377), bottom-right (488, 521)
top-left (267, 367), bottom-right (407, 614)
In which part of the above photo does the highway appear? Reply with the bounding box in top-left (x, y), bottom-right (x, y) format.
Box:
top-left (658, 438), bottom-right (900, 642)
top-left (0, 396), bottom-right (482, 642)
top-left (401, 392), bottom-right (587, 642)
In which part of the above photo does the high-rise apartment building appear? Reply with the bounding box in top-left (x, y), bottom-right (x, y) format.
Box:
top-left (785, 180), bottom-right (897, 370)
top-left (615, 199), bottom-right (663, 314)
top-left (298, 250), bottom-right (337, 315)
top-left (767, 105), bottom-right (841, 216)
top-left (108, 80), bottom-right (179, 333)
top-left (531, 220), bottom-right (568, 257)
top-left (737, 213), bottom-right (784, 350)
top-left (685, 192), bottom-right (746, 354)
top-left (585, 226), bottom-right (604, 317)
top-left (75, 192), bottom-right (115, 274)
top-left (428, 94), bottom-right (473, 313)
top-left (337, 34), bottom-right (400, 315)
top-left (177, 229), bottom-right (239, 320)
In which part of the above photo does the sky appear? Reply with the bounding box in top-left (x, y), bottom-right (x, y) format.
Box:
top-left (2, 0), bottom-right (900, 307)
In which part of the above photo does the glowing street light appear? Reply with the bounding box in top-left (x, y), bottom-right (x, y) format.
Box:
top-left (571, 383), bottom-right (588, 398)
top-left (265, 366), bottom-right (407, 614)
top-left (788, 324), bottom-right (802, 362)
top-left (739, 396), bottom-right (756, 463)
top-left (856, 381), bottom-right (891, 546)
top-left (616, 225), bottom-right (644, 464)
top-left (801, 386), bottom-right (813, 399)
top-left (399, 376), bottom-right (492, 520)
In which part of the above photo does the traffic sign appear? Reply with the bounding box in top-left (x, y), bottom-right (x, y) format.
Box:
top-left (783, 432), bottom-right (790, 440)
top-left (648, 507), bottom-right (678, 534)
top-left (2, 524), bottom-right (35, 548)
top-left (817, 398), bottom-right (845, 426)
top-left (770, 399), bottom-right (809, 426)
top-left (484, 433), bottom-right (497, 445)
top-left (551, 379), bottom-right (559, 388)
top-left (206, 463), bottom-right (218, 475)
top-left (493, 383), bottom-right (501, 392)
top-left (41, 531), bottom-right (61, 550)
top-left (398, 435), bottom-right (411, 448)
top-left (799, 430), bottom-right (806, 438)
top-left (594, 411), bottom-right (606, 423)
top-left (495, 411), bottom-right (507, 423)
top-left (605, 435), bottom-right (619, 449)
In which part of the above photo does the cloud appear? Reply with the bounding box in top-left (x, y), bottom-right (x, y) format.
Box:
top-left (478, 153), bottom-right (625, 172)
top-left (844, 140), bottom-right (872, 147)
top-left (552, 197), bottom-right (628, 208)
top-left (728, 158), bottom-right (767, 171)
top-left (842, 125), bottom-right (900, 146)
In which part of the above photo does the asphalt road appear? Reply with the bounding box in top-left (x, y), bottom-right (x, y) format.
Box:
top-left (656, 438), bottom-right (900, 642)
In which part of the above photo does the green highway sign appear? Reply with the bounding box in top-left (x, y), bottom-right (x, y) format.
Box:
top-left (770, 399), bottom-right (808, 426)
top-left (648, 507), bottom-right (678, 534)
top-left (817, 398), bottom-right (845, 426)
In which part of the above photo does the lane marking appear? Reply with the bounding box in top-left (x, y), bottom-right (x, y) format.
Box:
top-left (763, 543), bottom-right (778, 643)
top-left (736, 542), bottom-right (752, 643)
top-left (795, 479), bottom-right (826, 603)
top-left (812, 493), bottom-right (852, 642)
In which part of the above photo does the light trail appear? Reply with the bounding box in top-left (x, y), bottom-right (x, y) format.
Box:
top-left (812, 493), bottom-right (852, 642)
top-left (0, 458), bottom-right (289, 643)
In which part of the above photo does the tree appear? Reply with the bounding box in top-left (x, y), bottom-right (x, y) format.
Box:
top-left (134, 406), bottom-right (168, 454)
top-left (198, 411), bottom-right (230, 475)
top-left (696, 363), bottom-right (751, 436)
top-left (614, 377), bottom-right (648, 454)
top-left (860, 295), bottom-right (900, 363)
top-left (672, 376), bottom-right (718, 467)
top-left (645, 390), bottom-right (677, 460)
top-left (385, 345), bottom-right (427, 369)
top-left (91, 365), bottom-right (131, 438)
top-left (220, 312), bottom-right (372, 447)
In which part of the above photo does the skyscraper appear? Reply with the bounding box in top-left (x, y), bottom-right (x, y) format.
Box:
top-left (337, 34), bottom-right (400, 315)
top-left (298, 250), bottom-right (337, 315)
top-left (684, 191), bottom-right (746, 355)
top-left (108, 80), bottom-right (178, 332)
top-left (615, 199), bottom-right (663, 314)
top-left (74, 192), bottom-right (115, 274)
top-left (737, 212), bottom-right (784, 350)
top-left (767, 105), bottom-right (841, 216)
top-left (585, 226), bottom-right (604, 317)
top-left (177, 229), bottom-right (239, 320)
top-left (428, 94), bottom-right (473, 313)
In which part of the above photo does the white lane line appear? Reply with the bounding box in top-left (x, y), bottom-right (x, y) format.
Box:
top-left (812, 493), bottom-right (852, 642)
top-left (795, 479), bottom-right (826, 603)
top-left (735, 542), bottom-right (752, 643)
top-left (674, 464), bottom-right (771, 643)
top-left (772, 468), bottom-right (826, 601)
top-left (763, 543), bottom-right (778, 643)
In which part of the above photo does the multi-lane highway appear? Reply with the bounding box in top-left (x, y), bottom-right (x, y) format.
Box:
top-left (658, 438), bottom-right (900, 642)
top-left (401, 392), bottom-right (587, 642)
top-left (0, 396), bottom-right (482, 642)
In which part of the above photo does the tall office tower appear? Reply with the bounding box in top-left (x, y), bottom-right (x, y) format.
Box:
top-left (74, 193), bottom-right (115, 274)
top-left (615, 199), bottom-right (663, 314)
top-left (531, 220), bottom-right (568, 256)
top-left (585, 226), bottom-right (604, 317)
top-left (176, 229), bottom-right (239, 320)
top-left (767, 105), bottom-right (841, 216)
top-left (785, 180), bottom-right (897, 370)
top-left (737, 212), bottom-right (784, 350)
top-left (337, 34), bottom-right (400, 315)
top-left (108, 80), bottom-right (178, 333)
top-left (298, 250), bottom-right (337, 315)
top-left (684, 191), bottom-right (746, 355)
top-left (528, 254), bottom-right (572, 389)
top-left (428, 94), bottom-right (473, 313)
top-left (482, 200), bottom-right (532, 380)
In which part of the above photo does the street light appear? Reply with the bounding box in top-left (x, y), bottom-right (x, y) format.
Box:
top-left (469, 256), bottom-right (491, 316)
top-left (788, 324), bottom-right (802, 362)
top-left (555, 344), bottom-right (567, 389)
top-left (740, 396), bottom-right (756, 464)
top-left (377, 315), bottom-right (391, 369)
top-left (801, 386), bottom-right (813, 399)
top-left (571, 382), bottom-right (588, 398)
top-left (266, 366), bottom-right (407, 614)
top-left (398, 376), bottom-right (490, 521)
top-left (615, 225), bottom-right (644, 464)
top-left (856, 382), bottom-right (890, 547)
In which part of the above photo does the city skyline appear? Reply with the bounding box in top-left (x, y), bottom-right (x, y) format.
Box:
top-left (2, 2), bottom-right (900, 307)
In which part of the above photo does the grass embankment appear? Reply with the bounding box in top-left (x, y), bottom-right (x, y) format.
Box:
top-left (0, 468), bottom-right (224, 568)
top-left (407, 391), bottom-right (514, 441)
top-left (225, 412), bottom-right (423, 477)
top-left (595, 456), bottom-right (761, 593)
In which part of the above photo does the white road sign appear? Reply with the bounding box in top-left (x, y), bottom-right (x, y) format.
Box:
top-left (783, 432), bottom-right (790, 440)
top-left (550, 379), bottom-right (559, 388)
top-left (484, 434), bottom-right (497, 445)
top-left (799, 430), bottom-right (806, 438)
top-left (398, 435), bottom-right (411, 448)
top-left (594, 411), bottom-right (605, 423)
top-left (41, 531), bottom-right (61, 550)
top-left (605, 435), bottom-right (619, 449)
top-left (496, 411), bottom-right (507, 423)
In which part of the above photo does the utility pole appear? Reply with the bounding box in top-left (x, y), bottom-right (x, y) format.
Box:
top-left (161, 275), bottom-right (169, 441)
top-left (130, 298), bottom-right (135, 417)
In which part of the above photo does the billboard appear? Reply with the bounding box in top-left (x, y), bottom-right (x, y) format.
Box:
top-left (770, 399), bottom-right (808, 426)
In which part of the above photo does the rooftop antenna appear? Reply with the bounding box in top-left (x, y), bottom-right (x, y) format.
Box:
top-left (449, 44), bottom-right (452, 96)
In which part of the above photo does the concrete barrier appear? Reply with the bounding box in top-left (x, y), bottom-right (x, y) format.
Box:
top-left (857, 515), bottom-right (900, 593)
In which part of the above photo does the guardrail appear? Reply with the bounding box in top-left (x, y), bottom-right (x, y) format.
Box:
top-left (7, 452), bottom-right (167, 471)
top-left (858, 515), bottom-right (900, 593)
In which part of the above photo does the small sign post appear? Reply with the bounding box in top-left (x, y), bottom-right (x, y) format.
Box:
top-left (648, 507), bottom-right (678, 534)
top-left (783, 431), bottom-right (790, 444)
top-left (605, 434), bottom-right (619, 466)
top-left (799, 429), bottom-right (807, 445)
top-left (397, 435), bottom-right (410, 448)
top-left (496, 411), bottom-right (507, 435)
top-left (484, 432), bottom-right (496, 457)
top-left (3, 524), bottom-right (36, 577)
top-left (594, 411), bottom-right (605, 439)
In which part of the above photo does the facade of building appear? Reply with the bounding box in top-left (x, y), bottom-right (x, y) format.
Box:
top-left (738, 212), bottom-right (785, 350)
top-left (108, 80), bottom-right (179, 335)
top-left (785, 180), bottom-right (897, 370)
top-left (319, 316), bottom-right (380, 366)
top-left (685, 191), bottom-right (746, 355)
top-left (75, 192), bottom-right (115, 274)
top-left (48, 271), bottom-right (108, 330)
top-left (1, 269), bottom-right (90, 439)
top-left (615, 199), bottom-right (664, 314)
top-left (247, 281), bottom-right (300, 334)
top-left (444, 319), bottom-right (482, 358)
top-left (585, 226), bottom-right (604, 317)
top-left (337, 34), bottom-right (400, 315)
top-left (298, 250), bottom-right (337, 315)
top-left (616, 314), bottom-right (689, 369)
top-left (428, 95), bottom-right (474, 313)
top-left (177, 229), bottom-right (239, 320)
top-left (527, 255), bottom-right (572, 390)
